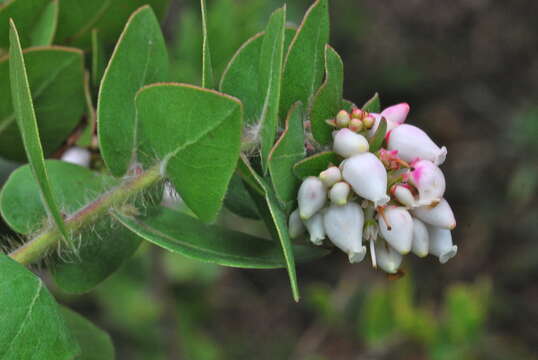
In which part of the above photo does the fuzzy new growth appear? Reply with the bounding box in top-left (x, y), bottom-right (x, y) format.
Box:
top-left (291, 102), bottom-right (457, 274)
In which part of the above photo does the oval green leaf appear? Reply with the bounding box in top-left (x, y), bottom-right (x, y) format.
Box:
top-left (0, 0), bottom-right (50, 50)
top-left (97, 5), bottom-right (169, 177)
top-left (362, 92), bottom-right (380, 113)
top-left (0, 254), bottom-right (80, 360)
top-left (30, 0), bottom-right (58, 46)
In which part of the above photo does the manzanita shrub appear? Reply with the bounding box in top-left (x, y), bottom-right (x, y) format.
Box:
top-left (0, 0), bottom-right (457, 358)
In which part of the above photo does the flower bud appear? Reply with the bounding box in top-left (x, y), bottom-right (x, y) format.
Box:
top-left (411, 198), bottom-right (456, 229)
top-left (348, 118), bottom-right (363, 132)
top-left (407, 160), bottom-right (446, 206)
top-left (390, 184), bottom-right (417, 208)
top-left (362, 114), bottom-right (375, 129)
top-left (333, 128), bottom-right (369, 157)
top-left (378, 206), bottom-right (414, 254)
top-left (341, 153), bottom-right (390, 207)
top-left (411, 218), bottom-right (429, 257)
top-left (375, 240), bottom-right (403, 274)
top-left (329, 181), bottom-right (350, 205)
top-left (335, 110), bottom-right (350, 128)
top-left (323, 202), bottom-right (366, 263)
top-left (380, 103), bottom-right (410, 125)
top-left (351, 108), bottom-right (363, 119)
top-left (288, 209), bottom-right (305, 239)
top-left (319, 166), bottom-right (342, 187)
top-left (298, 176), bottom-right (327, 220)
top-left (387, 124), bottom-right (447, 165)
top-left (304, 212), bottom-right (326, 245)
top-left (427, 226), bottom-right (457, 264)
top-left (61, 146), bottom-right (91, 167)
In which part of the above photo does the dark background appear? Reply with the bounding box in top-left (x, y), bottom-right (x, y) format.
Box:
top-left (2, 0), bottom-right (538, 359)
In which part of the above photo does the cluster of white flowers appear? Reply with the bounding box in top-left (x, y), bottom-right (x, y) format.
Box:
top-left (289, 104), bottom-right (457, 274)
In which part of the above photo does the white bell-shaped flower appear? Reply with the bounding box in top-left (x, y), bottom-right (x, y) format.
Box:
top-left (298, 176), bottom-right (327, 220)
top-left (411, 198), bottom-right (456, 229)
top-left (319, 166), bottom-right (342, 187)
top-left (288, 209), bottom-right (305, 239)
top-left (407, 160), bottom-right (446, 206)
top-left (391, 184), bottom-right (417, 208)
top-left (333, 128), bottom-right (369, 158)
top-left (329, 182), bottom-right (350, 205)
top-left (375, 240), bottom-right (403, 274)
top-left (387, 124), bottom-right (447, 165)
top-left (428, 226), bottom-right (458, 264)
top-left (304, 212), bottom-right (326, 246)
top-left (341, 153), bottom-right (390, 207)
top-left (323, 202), bottom-right (366, 263)
top-left (378, 206), bottom-right (414, 254)
top-left (61, 146), bottom-right (91, 167)
top-left (411, 218), bottom-right (429, 257)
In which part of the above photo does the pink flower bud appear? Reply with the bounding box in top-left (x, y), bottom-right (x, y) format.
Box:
top-left (335, 110), bottom-right (350, 128)
top-left (341, 153), bottom-right (390, 207)
top-left (407, 160), bottom-right (446, 206)
top-left (61, 146), bottom-right (91, 167)
top-left (378, 206), bottom-right (414, 254)
top-left (411, 198), bottom-right (456, 229)
top-left (329, 181), bottom-right (350, 205)
top-left (374, 240), bottom-right (403, 274)
top-left (319, 166), bottom-right (342, 187)
top-left (298, 176), bottom-right (327, 220)
top-left (288, 209), bottom-right (305, 239)
top-left (411, 218), bottom-right (429, 257)
top-left (333, 128), bottom-right (369, 157)
top-left (391, 184), bottom-right (417, 208)
top-left (323, 202), bottom-right (366, 263)
top-left (387, 124), bottom-right (447, 165)
top-left (427, 226), bottom-right (457, 264)
top-left (381, 103), bottom-right (410, 125)
top-left (304, 212), bottom-right (326, 245)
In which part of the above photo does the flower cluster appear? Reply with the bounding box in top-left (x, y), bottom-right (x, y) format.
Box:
top-left (289, 103), bottom-right (457, 274)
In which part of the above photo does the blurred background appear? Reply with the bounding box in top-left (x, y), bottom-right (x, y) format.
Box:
top-left (2, 0), bottom-right (538, 359)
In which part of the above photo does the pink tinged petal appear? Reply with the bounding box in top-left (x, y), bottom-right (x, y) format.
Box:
top-left (323, 202), bottom-right (366, 263)
top-left (333, 128), bottom-right (369, 157)
top-left (381, 103), bottom-right (410, 124)
top-left (329, 181), bottom-right (351, 205)
top-left (304, 212), bottom-right (326, 246)
top-left (411, 198), bottom-right (456, 229)
top-left (288, 209), bottom-right (305, 239)
top-left (427, 225), bottom-right (457, 264)
top-left (375, 240), bottom-right (403, 274)
top-left (411, 218), bottom-right (429, 257)
top-left (298, 176), bottom-right (327, 220)
top-left (387, 124), bottom-right (447, 165)
top-left (341, 153), bottom-right (390, 207)
top-left (408, 160), bottom-right (446, 206)
top-left (319, 166), bottom-right (342, 187)
top-left (378, 206), bottom-right (414, 254)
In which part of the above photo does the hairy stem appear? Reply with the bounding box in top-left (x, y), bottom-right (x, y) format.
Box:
top-left (9, 164), bottom-right (163, 265)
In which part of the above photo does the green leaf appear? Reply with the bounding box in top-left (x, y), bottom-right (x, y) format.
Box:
top-left (362, 92), bottom-right (380, 113)
top-left (309, 45), bottom-right (344, 145)
top-left (135, 83), bottom-right (242, 223)
top-left (200, 0), bottom-right (214, 88)
top-left (91, 29), bottom-right (105, 88)
top-left (97, 5), bottom-right (169, 177)
top-left (359, 284), bottom-right (395, 346)
top-left (77, 71), bottom-right (96, 147)
top-left (369, 116), bottom-right (387, 153)
top-left (0, 160), bottom-right (141, 293)
top-left (258, 5), bottom-right (286, 172)
top-left (113, 207), bottom-right (329, 269)
top-left (219, 28), bottom-right (296, 124)
top-left (280, 0), bottom-right (329, 118)
top-left (239, 156), bottom-right (303, 301)
top-left (0, 0), bottom-right (50, 49)
top-left (8, 20), bottom-right (68, 239)
top-left (343, 99), bottom-right (357, 112)
top-left (61, 307), bottom-right (115, 360)
top-left (30, 0), bottom-right (58, 46)
top-left (223, 174), bottom-right (260, 219)
top-left (0, 47), bottom-right (86, 161)
top-left (293, 151), bottom-right (340, 179)
top-left (268, 101), bottom-right (305, 207)
top-left (0, 254), bottom-right (80, 360)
